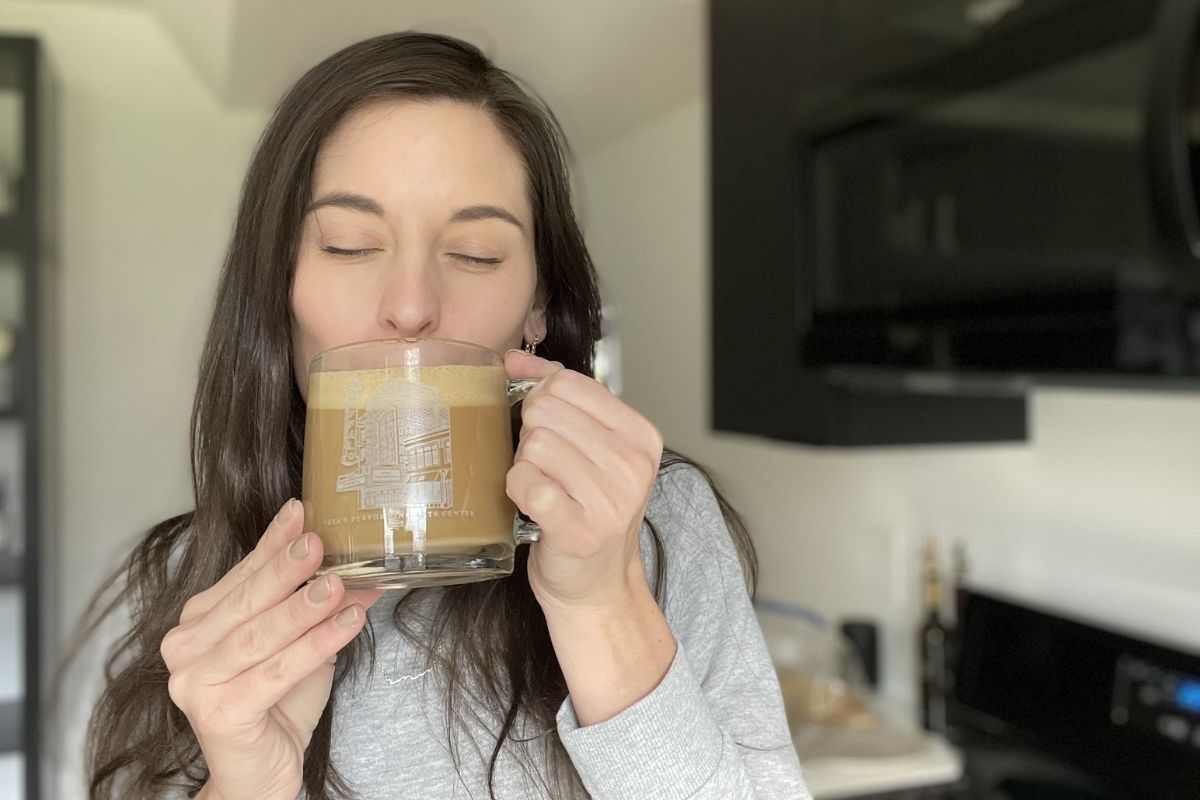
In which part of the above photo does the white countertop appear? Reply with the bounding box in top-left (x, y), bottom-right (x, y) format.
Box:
top-left (797, 727), bottom-right (963, 799)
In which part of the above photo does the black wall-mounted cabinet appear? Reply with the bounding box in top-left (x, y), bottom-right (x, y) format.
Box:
top-left (710, 0), bottom-right (1028, 446)
top-left (712, 0), bottom-right (1200, 445)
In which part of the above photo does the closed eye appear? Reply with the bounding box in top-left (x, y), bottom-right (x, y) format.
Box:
top-left (449, 253), bottom-right (503, 265)
top-left (321, 245), bottom-right (381, 258)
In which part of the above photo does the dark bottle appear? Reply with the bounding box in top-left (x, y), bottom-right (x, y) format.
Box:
top-left (944, 541), bottom-right (969, 737)
top-left (918, 538), bottom-right (948, 732)
top-left (951, 541), bottom-right (969, 628)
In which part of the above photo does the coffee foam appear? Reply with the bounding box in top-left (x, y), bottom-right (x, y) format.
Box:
top-left (308, 364), bottom-right (508, 410)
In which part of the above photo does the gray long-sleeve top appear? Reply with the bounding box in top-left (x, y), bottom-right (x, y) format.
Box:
top-left (56, 465), bottom-right (810, 799)
top-left (329, 465), bottom-right (809, 798)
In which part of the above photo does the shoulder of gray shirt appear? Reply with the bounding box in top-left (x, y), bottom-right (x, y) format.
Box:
top-left (641, 461), bottom-right (752, 604)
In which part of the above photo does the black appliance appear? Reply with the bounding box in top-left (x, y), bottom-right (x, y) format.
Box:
top-left (938, 590), bottom-right (1200, 800)
top-left (799, 0), bottom-right (1200, 377)
top-left (711, 0), bottom-right (1200, 445)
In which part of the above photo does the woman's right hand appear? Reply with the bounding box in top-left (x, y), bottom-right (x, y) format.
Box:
top-left (161, 499), bottom-right (384, 800)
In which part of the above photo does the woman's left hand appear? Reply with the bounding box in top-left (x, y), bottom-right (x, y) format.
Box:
top-left (504, 349), bottom-right (663, 611)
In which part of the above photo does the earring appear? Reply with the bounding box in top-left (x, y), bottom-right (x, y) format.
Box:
top-left (523, 336), bottom-right (540, 356)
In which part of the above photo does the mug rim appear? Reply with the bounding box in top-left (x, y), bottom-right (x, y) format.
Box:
top-left (312, 337), bottom-right (503, 365)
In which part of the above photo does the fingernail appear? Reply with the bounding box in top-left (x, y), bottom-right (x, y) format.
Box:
top-left (335, 605), bottom-right (359, 628)
top-left (276, 498), bottom-right (296, 523)
top-left (306, 576), bottom-right (331, 604)
top-left (505, 348), bottom-right (530, 358)
top-left (289, 533), bottom-right (310, 560)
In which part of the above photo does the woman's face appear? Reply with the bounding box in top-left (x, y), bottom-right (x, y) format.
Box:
top-left (290, 98), bottom-right (545, 399)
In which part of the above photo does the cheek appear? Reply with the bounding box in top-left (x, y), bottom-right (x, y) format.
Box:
top-left (290, 310), bottom-right (317, 402)
top-left (291, 263), bottom-right (361, 350)
top-left (290, 269), bottom-right (335, 398)
top-left (448, 274), bottom-right (536, 349)
top-left (291, 296), bottom-right (323, 353)
top-left (291, 333), bottom-right (315, 394)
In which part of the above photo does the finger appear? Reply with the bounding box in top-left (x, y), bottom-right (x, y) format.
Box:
top-left (506, 459), bottom-right (586, 534)
top-left (195, 573), bottom-right (349, 685)
top-left (347, 588), bottom-right (387, 611)
top-left (181, 530), bottom-right (325, 655)
top-left (180, 498), bottom-right (305, 625)
top-left (515, 426), bottom-right (606, 511)
top-left (521, 390), bottom-right (663, 506)
top-left (274, 657), bottom-right (340, 743)
top-left (227, 603), bottom-right (368, 714)
top-left (504, 348), bottom-right (565, 381)
top-left (506, 351), bottom-right (648, 438)
top-left (520, 392), bottom-right (612, 470)
top-left (537, 368), bottom-right (657, 440)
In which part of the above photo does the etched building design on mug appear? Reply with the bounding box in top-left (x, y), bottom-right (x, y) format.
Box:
top-left (335, 377), bottom-right (453, 513)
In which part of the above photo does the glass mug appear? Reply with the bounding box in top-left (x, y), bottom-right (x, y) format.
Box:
top-left (301, 338), bottom-right (539, 590)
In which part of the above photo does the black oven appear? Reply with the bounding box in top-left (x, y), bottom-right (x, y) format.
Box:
top-left (948, 590), bottom-right (1200, 800)
top-left (850, 591), bottom-right (1200, 799)
top-left (797, 0), bottom-right (1200, 378)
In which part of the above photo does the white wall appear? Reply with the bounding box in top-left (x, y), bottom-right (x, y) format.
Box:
top-left (576, 96), bottom-right (1200, 711)
top-left (0, 0), bottom-right (268, 656)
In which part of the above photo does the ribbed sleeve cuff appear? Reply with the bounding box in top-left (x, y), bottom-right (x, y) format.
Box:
top-left (556, 644), bottom-right (726, 799)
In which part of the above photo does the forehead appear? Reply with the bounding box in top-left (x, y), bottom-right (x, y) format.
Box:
top-left (313, 98), bottom-right (531, 221)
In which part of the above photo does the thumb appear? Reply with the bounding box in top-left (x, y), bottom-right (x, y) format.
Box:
top-left (504, 348), bottom-right (565, 380)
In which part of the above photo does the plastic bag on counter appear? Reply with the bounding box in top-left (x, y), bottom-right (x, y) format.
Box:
top-left (757, 598), bottom-right (949, 765)
top-left (754, 598), bottom-right (877, 739)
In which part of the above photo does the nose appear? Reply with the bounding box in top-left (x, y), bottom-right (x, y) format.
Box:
top-left (376, 256), bottom-right (440, 339)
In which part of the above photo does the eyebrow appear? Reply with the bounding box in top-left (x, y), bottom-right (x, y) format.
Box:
top-left (449, 204), bottom-right (524, 230)
top-left (307, 192), bottom-right (384, 216)
top-left (306, 194), bottom-right (524, 231)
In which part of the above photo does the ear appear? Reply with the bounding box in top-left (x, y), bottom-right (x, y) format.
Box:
top-left (523, 305), bottom-right (547, 345)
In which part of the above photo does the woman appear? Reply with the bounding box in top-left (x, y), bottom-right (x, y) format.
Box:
top-left (66, 32), bottom-right (808, 799)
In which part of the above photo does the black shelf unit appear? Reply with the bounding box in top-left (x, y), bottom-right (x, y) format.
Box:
top-left (0, 35), bottom-right (52, 800)
top-left (0, 554), bottom-right (21, 586)
top-left (0, 701), bottom-right (19, 755)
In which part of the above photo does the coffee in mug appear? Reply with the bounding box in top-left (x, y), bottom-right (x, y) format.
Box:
top-left (301, 339), bottom-right (538, 589)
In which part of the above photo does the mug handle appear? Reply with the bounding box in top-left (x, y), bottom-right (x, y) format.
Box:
top-left (506, 378), bottom-right (542, 544)
top-left (514, 516), bottom-right (541, 544)
top-left (506, 378), bottom-right (538, 404)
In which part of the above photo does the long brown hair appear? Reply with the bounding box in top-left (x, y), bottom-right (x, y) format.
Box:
top-left (82, 32), bottom-right (757, 799)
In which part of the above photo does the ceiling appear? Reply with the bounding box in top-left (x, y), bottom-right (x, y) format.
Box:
top-left (127, 0), bottom-right (704, 154)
